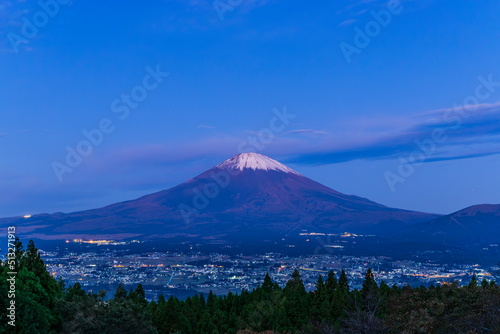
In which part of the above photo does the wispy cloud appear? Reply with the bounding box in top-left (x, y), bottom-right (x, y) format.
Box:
top-left (337, 0), bottom-right (390, 15)
top-left (339, 19), bottom-right (357, 26)
top-left (285, 129), bottom-right (328, 136)
top-left (286, 103), bottom-right (500, 165)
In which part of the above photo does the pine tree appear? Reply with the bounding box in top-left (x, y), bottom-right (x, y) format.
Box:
top-left (283, 269), bottom-right (309, 330)
top-left (331, 269), bottom-right (350, 323)
top-left (361, 268), bottom-right (378, 297)
top-left (312, 275), bottom-right (330, 321)
top-left (315, 275), bottom-right (325, 294)
top-left (338, 269), bottom-right (349, 291)
top-left (324, 270), bottom-right (339, 319)
top-left (66, 282), bottom-right (86, 301)
top-left (207, 290), bottom-right (219, 315)
top-left (262, 273), bottom-right (279, 293)
top-left (114, 284), bottom-right (128, 300)
top-left (13, 237), bottom-right (24, 271)
top-left (129, 283), bottom-right (148, 307)
top-left (469, 274), bottom-right (478, 288)
top-left (105, 283), bottom-right (157, 333)
top-left (285, 269), bottom-right (306, 292)
top-left (326, 270), bottom-right (338, 291)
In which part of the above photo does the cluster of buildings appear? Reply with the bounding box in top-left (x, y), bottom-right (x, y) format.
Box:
top-left (40, 242), bottom-right (499, 300)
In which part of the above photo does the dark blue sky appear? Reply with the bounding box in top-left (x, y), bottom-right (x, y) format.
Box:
top-left (1, 0), bottom-right (499, 217)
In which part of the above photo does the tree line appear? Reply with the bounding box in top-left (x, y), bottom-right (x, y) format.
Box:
top-left (1, 239), bottom-right (499, 333)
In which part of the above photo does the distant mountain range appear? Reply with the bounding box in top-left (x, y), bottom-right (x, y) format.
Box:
top-left (1, 153), bottom-right (498, 246)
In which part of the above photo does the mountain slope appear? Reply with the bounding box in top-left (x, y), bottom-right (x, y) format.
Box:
top-left (0, 153), bottom-right (438, 241)
top-left (409, 204), bottom-right (500, 244)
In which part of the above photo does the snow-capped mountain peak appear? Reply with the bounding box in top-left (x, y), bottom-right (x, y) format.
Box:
top-left (216, 153), bottom-right (301, 175)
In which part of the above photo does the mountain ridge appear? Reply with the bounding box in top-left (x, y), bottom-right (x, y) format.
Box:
top-left (409, 204), bottom-right (500, 244)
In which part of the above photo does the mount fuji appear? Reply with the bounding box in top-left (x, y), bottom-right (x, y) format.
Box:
top-left (1, 153), bottom-right (439, 242)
